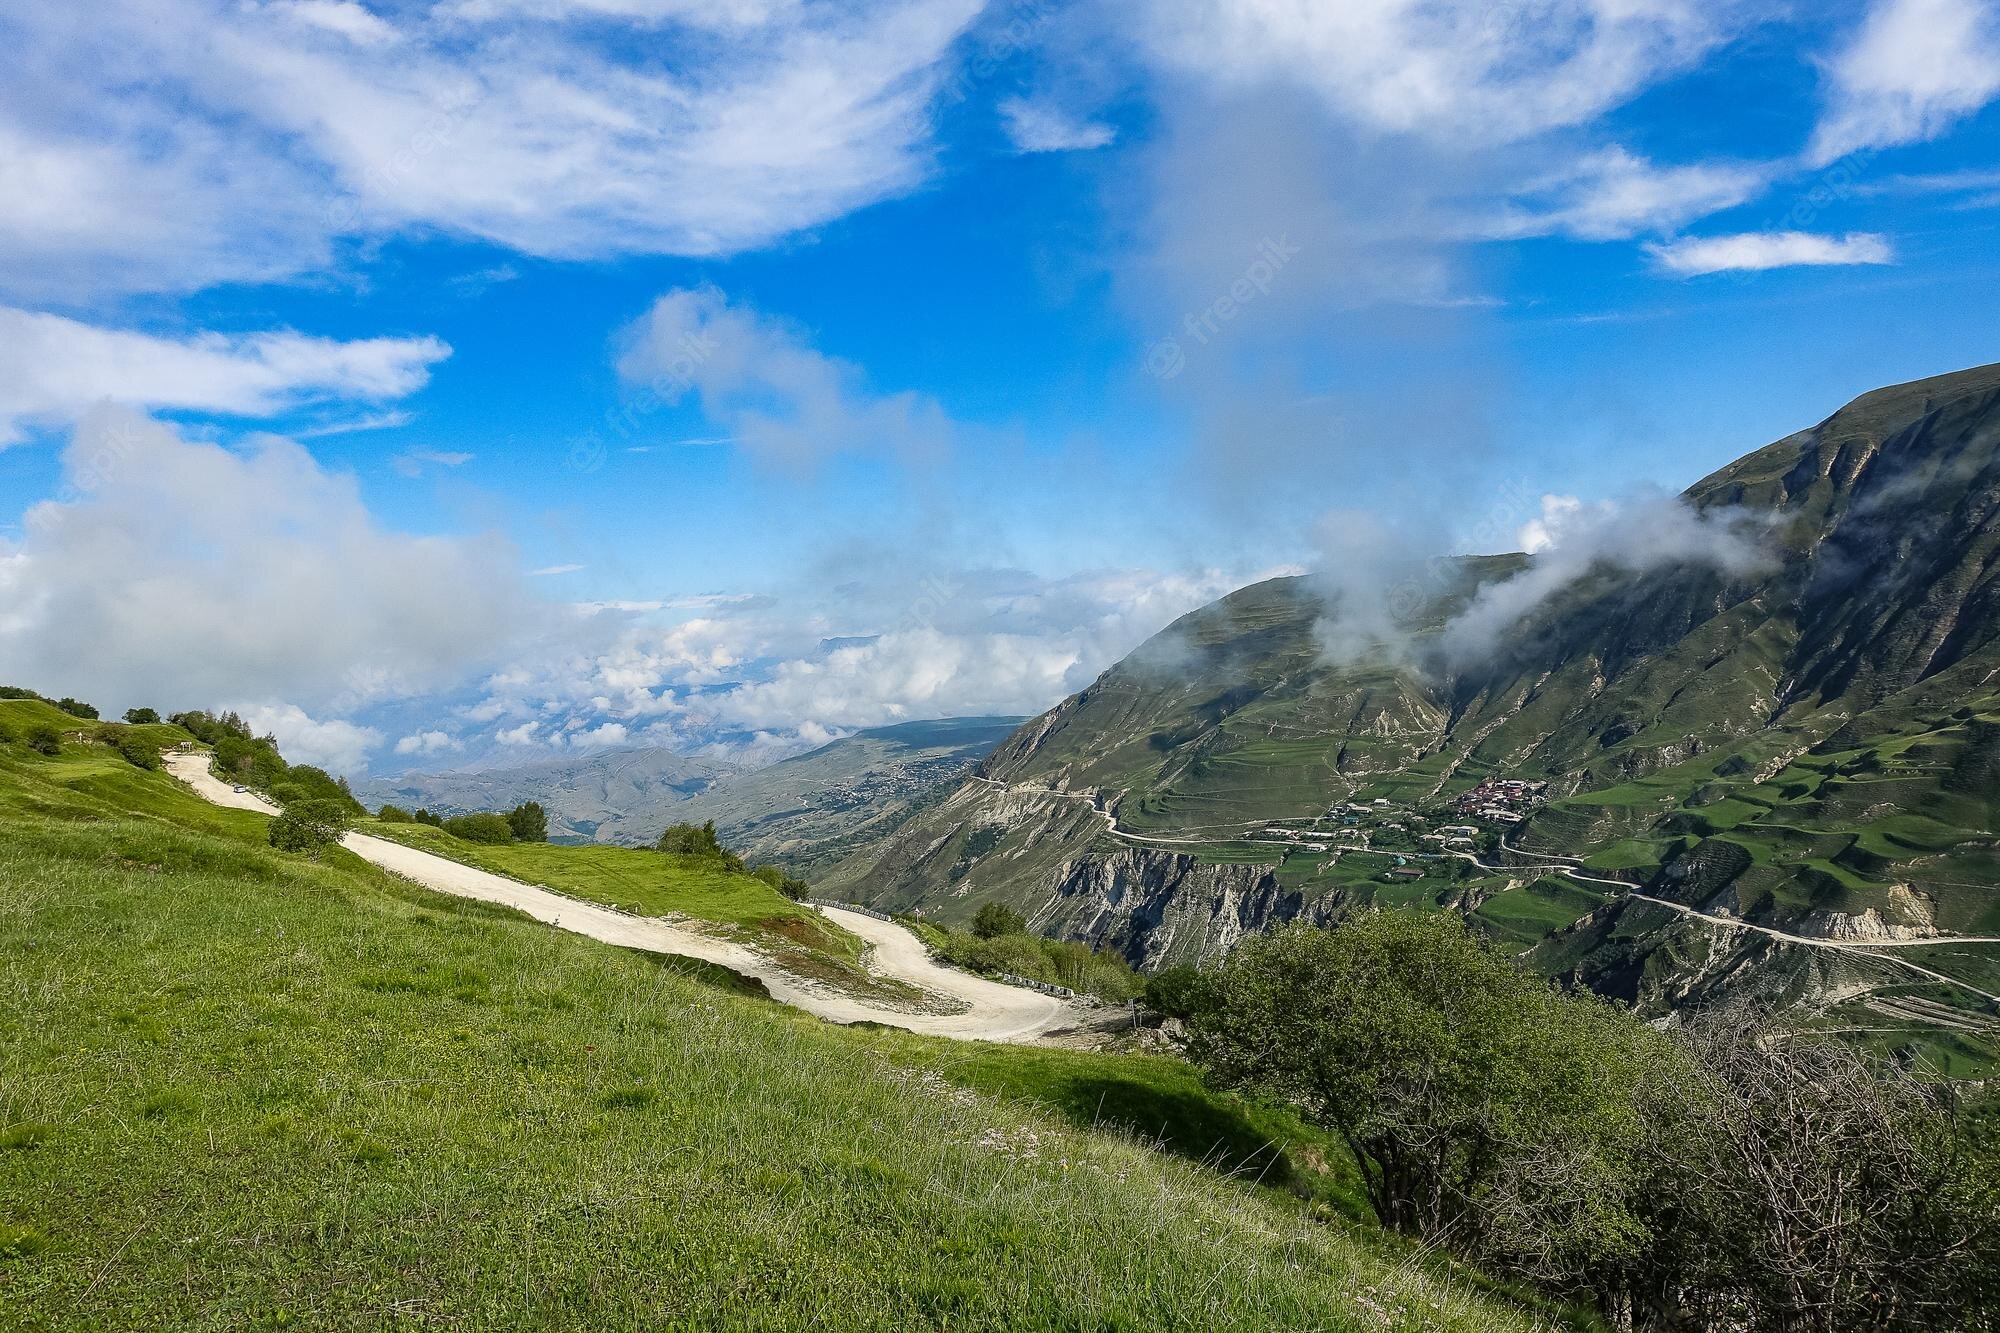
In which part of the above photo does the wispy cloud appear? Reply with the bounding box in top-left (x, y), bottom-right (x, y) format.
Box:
top-left (0, 0), bottom-right (985, 300)
top-left (0, 306), bottom-right (448, 445)
top-left (999, 97), bottom-right (1116, 153)
top-left (1645, 230), bottom-right (1895, 276)
top-left (626, 436), bottom-right (737, 452)
top-left (527, 563), bottom-right (585, 577)
top-left (390, 448), bottom-right (475, 478)
top-left (1808, 0), bottom-right (2000, 165)
top-left (295, 409), bottom-right (416, 438)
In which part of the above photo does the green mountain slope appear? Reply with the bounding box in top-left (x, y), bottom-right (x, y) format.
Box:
top-left (833, 363), bottom-right (2000, 1056)
top-left (0, 707), bottom-right (1557, 1328)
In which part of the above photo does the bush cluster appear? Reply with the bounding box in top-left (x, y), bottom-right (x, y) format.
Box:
top-left (926, 908), bottom-right (1143, 1002)
top-left (1181, 913), bottom-right (2000, 1331)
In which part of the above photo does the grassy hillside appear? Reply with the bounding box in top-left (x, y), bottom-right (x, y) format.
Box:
top-left (0, 709), bottom-right (1558, 1329)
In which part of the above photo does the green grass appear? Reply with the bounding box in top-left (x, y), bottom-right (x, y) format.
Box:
top-left (0, 727), bottom-right (1558, 1330)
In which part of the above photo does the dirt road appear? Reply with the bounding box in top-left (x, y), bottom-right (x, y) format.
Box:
top-left (164, 751), bottom-right (1088, 1043)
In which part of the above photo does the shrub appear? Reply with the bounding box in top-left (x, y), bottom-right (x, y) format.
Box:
top-left (413, 808), bottom-right (444, 827)
top-left (505, 801), bottom-right (549, 843)
top-left (25, 726), bottom-right (62, 757)
top-left (753, 864), bottom-right (812, 900)
top-left (123, 707), bottom-right (161, 725)
top-left (54, 697), bottom-right (98, 720)
top-left (93, 725), bottom-right (158, 770)
top-left (268, 799), bottom-right (354, 858)
top-left (0, 686), bottom-right (46, 701)
top-left (1187, 913), bottom-right (1657, 1271)
top-left (1143, 964), bottom-right (1212, 1020)
top-left (0, 721), bottom-right (13, 746)
top-left (443, 813), bottom-right (515, 844)
top-left (972, 902), bottom-right (1028, 940)
top-left (656, 820), bottom-right (745, 870)
top-left (377, 805), bottom-right (414, 823)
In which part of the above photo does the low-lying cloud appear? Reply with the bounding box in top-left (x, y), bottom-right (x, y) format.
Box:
top-left (1438, 490), bottom-right (1772, 665)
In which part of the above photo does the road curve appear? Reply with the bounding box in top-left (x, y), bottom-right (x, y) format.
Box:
top-left (164, 751), bottom-right (1087, 1043)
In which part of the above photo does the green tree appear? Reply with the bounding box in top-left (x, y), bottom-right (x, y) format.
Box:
top-left (122, 707), bottom-right (161, 725)
top-left (54, 697), bottom-right (98, 720)
top-left (505, 801), bottom-right (549, 843)
top-left (1186, 913), bottom-right (1656, 1276)
top-left (25, 726), bottom-right (62, 756)
top-left (971, 902), bottom-right (1028, 940)
top-left (442, 813), bottom-right (515, 844)
top-left (413, 808), bottom-right (444, 827)
top-left (268, 799), bottom-right (353, 858)
top-left (376, 805), bottom-right (414, 823)
top-left (1143, 964), bottom-right (1212, 1020)
top-left (656, 820), bottom-right (724, 856)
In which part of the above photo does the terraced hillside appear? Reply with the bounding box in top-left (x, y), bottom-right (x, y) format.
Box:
top-left (831, 363), bottom-right (2000, 1062)
top-left (0, 699), bottom-right (1557, 1330)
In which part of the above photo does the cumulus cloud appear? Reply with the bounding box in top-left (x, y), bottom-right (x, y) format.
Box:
top-left (1645, 230), bottom-right (1895, 275)
top-left (0, 408), bottom-right (538, 718)
top-left (616, 286), bottom-right (958, 470)
top-left (445, 562), bottom-right (1282, 760)
top-left (1808, 0), bottom-right (2000, 165)
top-left (1440, 490), bottom-right (1772, 665)
top-left (999, 97), bottom-right (1116, 152)
top-left (0, 0), bottom-right (983, 299)
top-left (395, 729), bottom-right (463, 757)
top-left (236, 702), bottom-right (383, 775)
top-left (0, 307), bottom-right (449, 446)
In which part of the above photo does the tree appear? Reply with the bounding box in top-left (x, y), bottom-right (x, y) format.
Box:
top-left (123, 707), bottom-right (161, 725)
top-left (413, 808), bottom-right (444, 827)
top-left (1143, 964), bottom-right (1212, 1020)
top-left (1185, 913), bottom-right (1657, 1276)
top-left (25, 726), bottom-right (62, 756)
top-left (971, 902), bottom-right (1028, 940)
top-left (656, 820), bottom-right (724, 856)
top-left (268, 799), bottom-right (353, 858)
top-left (53, 697), bottom-right (98, 720)
top-left (376, 805), bottom-right (414, 823)
top-left (1609, 1007), bottom-right (2000, 1331)
top-left (94, 724), bottom-right (158, 770)
top-left (505, 801), bottom-right (549, 843)
top-left (442, 813), bottom-right (514, 844)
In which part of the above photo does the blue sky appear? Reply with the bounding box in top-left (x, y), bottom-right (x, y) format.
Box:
top-left (1, 0), bottom-right (1997, 774)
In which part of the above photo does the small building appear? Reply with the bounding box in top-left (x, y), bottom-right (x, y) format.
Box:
top-left (1383, 866), bottom-right (1425, 881)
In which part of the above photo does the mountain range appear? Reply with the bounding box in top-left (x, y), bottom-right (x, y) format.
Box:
top-left (361, 716), bottom-right (1023, 867)
top-left (822, 362), bottom-right (2000, 1063)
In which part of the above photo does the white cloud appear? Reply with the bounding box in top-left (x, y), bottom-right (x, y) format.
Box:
top-left (390, 448), bottom-right (475, 478)
top-left (394, 729), bottom-right (463, 757)
top-left (999, 97), bottom-right (1117, 152)
top-left (528, 563), bottom-right (586, 577)
top-left (1482, 147), bottom-right (1768, 241)
top-left (1139, 0), bottom-right (1739, 144)
top-left (235, 702), bottom-right (383, 775)
top-left (1442, 490), bottom-right (1771, 663)
top-left (1808, 0), bottom-right (2000, 165)
top-left (1645, 230), bottom-right (1895, 275)
top-left (496, 721), bottom-right (544, 746)
top-left (617, 285), bottom-right (957, 470)
top-left (0, 307), bottom-right (448, 446)
top-left (0, 409), bottom-right (537, 717)
top-left (0, 0), bottom-right (984, 299)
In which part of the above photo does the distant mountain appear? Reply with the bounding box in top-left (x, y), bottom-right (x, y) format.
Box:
top-left (675, 717), bottom-right (1026, 876)
top-left (359, 747), bottom-right (739, 843)
top-left (357, 716), bottom-right (1024, 857)
top-left (828, 363), bottom-right (2000, 1057)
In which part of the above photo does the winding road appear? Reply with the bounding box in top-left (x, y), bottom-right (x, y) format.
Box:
top-left (967, 772), bottom-right (2000, 1006)
top-left (166, 751), bottom-right (1087, 1043)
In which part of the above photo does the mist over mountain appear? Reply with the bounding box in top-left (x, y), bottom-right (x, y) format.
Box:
top-left (825, 363), bottom-right (2000, 1042)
